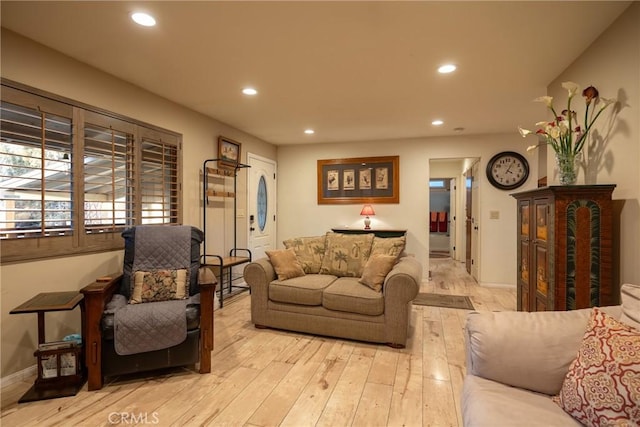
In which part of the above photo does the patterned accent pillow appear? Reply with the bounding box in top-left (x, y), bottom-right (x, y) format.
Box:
top-left (552, 308), bottom-right (640, 426)
top-left (130, 269), bottom-right (188, 304)
top-left (359, 254), bottom-right (398, 292)
top-left (319, 232), bottom-right (374, 277)
top-left (266, 248), bottom-right (306, 281)
top-left (370, 236), bottom-right (406, 258)
top-left (283, 235), bottom-right (327, 274)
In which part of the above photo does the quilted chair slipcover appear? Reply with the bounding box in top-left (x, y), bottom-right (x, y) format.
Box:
top-left (80, 225), bottom-right (216, 391)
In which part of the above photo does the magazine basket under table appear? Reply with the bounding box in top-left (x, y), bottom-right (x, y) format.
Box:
top-left (10, 291), bottom-right (86, 403)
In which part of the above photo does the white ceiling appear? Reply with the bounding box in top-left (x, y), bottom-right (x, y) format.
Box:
top-left (0, 1), bottom-right (631, 145)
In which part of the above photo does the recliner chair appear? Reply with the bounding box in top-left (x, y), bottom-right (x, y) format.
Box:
top-left (81, 225), bottom-right (216, 390)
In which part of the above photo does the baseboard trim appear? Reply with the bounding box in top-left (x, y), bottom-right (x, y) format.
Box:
top-left (479, 282), bottom-right (516, 289)
top-left (0, 364), bottom-right (36, 389)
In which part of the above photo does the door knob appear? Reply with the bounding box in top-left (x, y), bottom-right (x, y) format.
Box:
top-left (250, 227), bottom-right (255, 231)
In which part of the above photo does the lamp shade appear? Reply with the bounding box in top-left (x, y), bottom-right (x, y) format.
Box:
top-left (360, 205), bottom-right (375, 216)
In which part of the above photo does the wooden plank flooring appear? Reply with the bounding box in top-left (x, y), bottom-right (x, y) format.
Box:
top-left (1, 258), bottom-right (515, 426)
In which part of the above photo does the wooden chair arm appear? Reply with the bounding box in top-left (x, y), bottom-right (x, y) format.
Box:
top-left (198, 267), bottom-right (216, 373)
top-left (80, 273), bottom-right (123, 390)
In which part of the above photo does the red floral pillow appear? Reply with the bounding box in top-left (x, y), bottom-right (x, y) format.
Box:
top-left (552, 308), bottom-right (640, 426)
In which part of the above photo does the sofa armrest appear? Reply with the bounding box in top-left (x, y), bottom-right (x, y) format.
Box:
top-left (383, 255), bottom-right (421, 303)
top-left (243, 258), bottom-right (277, 325)
top-left (464, 305), bottom-right (622, 396)
top-left (243, 257), bottom-right (276, 288)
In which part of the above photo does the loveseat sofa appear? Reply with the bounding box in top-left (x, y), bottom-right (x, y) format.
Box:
top-left (243, 232), bottom-right (422, 348)
top-left (462, 283), bottom-right (640, 427)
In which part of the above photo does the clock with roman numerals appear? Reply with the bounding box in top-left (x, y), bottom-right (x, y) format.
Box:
top-left (486, 151), bottom-right (529, 190)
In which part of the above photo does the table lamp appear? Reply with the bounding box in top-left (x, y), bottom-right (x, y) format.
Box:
top-left (360, 204), bottom-right (375, 230)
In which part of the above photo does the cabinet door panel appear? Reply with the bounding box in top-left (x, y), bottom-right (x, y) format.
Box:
top-left (535, 202), bottom-right (548, 242)
top-left (535, 245), bottom-right (549, 299)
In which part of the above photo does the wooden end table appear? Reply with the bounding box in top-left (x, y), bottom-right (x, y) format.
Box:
top-left (10, 291), bottom-right (86, 403)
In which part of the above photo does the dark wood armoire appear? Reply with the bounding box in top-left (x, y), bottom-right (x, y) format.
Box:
top-left (512, 185), bottom-right (616, 312)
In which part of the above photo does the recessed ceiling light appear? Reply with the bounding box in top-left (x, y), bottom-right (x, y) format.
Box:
top-left (438, 64), bottom-right (456, 74)
top-left (432, 120), bottom-right (444, 126)
top-left (242, 87), bottom-right (258, 96)
top-left (131, 12), bottom-right (156, 27)
top-left (304, 129), bottom-right (315, 135)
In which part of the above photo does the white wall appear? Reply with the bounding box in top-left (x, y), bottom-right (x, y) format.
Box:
top-left (547, 3), bottom-right (640, 285)
top-left (276, 134), bottom-right (539, 285)
top-left (0, 30), bottom-right (276, 379)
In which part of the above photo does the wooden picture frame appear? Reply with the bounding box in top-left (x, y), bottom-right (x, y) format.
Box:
top-left (317, 156), bottom-right (399, 204)
top-left (218, 136), bottom-right (242, 168)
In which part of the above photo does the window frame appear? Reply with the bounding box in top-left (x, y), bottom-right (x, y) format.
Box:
top-left (1, 79), bottom-right (183, 263)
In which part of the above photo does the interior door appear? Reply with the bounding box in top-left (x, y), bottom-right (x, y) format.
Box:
top-left (470, 161), bottom-right (480, 281)
top-left (465, 169), bottom-right (473, 274)
top-left (449, 178), bottom-right (456, 260)
top-left (247, 153), bottom-right (277, 261)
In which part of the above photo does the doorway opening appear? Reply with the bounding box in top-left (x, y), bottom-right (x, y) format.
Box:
top-left (429, 158), bottom-right (479, 281)
top-left (429, 178), bottom-right (452, 259)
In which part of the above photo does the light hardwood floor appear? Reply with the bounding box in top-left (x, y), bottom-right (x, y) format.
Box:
top-left (1, 258), bottom-right (516, 427)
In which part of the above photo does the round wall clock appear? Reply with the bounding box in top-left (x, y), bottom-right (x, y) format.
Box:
top-left (486, 151), bottom-right (530, 190)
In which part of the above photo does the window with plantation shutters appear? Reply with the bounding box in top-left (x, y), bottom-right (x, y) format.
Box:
top-left (140, 134), bottom-right (179, 225)
top-left (0, 81), bottom-right (182, 262)
top-left (83, 114), bottom-right (135, 234)
top-left (0, 100), bottom-right (73, 240)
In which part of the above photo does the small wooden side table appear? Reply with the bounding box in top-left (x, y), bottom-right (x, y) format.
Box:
top-left (10, 291), bottom-right (86, 403)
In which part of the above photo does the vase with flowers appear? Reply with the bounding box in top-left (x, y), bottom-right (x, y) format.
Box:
top-left (518, 82), bottom-right (614, 185)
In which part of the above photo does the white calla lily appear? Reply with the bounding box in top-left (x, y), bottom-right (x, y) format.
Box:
top-left (599, 97), bottom-right (616, 108)
top-left (519, 83), bottom-right (614, 162)
top-left (534, 96), bottom-right (554, 108)
top-left (518, 127), bottom-right (533, 137)
top-left (562, 81), bottom-right (580, 98)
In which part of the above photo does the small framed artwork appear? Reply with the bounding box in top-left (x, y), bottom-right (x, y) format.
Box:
top-left (218, 136), bottom-right (242, 168)
top-left (327, 170), bottom-right (339, 190)
top-left (317, 155), bottom-right (399, 204)
top-left (343, 169), bottom-right (355, 190)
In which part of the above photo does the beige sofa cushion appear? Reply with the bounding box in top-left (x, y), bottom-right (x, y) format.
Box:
top-left (323, 277), bottom-right (384, 316)
top-left (620, 283), bottom-right (640, 329)
top-left (266, 248), bottom-right (305, 281)
top-left (370, 236), bottom-right (406, 257)
top-left (359, 254), bottom-right (397, 292)
top-left (283, 235), bottom-right (327, 274)
top-left (268, 274), bottom-right (336, 306)
top-left (462, 375), bottom-right (580, 427)
top-left (465, 307), bottom-right (621, 396)
top-left (319, 232), bottom-right (374, 277)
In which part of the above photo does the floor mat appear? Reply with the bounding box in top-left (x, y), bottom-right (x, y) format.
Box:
top-left (429, 250), bottom-right (450, 259)
top-left (412, 293), bottom-right (474, 310)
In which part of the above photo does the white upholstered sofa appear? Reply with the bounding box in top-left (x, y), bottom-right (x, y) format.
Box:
top-left (462, 284), bottom-right (640, 427)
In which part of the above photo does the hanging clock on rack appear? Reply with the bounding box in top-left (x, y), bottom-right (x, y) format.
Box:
top-left (486, 151), bottom-right (530, 190)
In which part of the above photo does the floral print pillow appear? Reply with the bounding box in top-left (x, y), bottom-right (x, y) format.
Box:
top-left (283, 235), bottom-right (327, 274)
top-left (319, 232), bottom-right (374, 277)
top-left (552, 308), bottom-right (640, 426)
top-left (370, 236), bottom-right (406, 258)
top-left (130, 269), bottom-right (188, 304)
